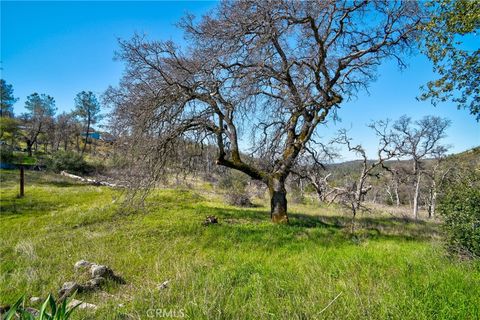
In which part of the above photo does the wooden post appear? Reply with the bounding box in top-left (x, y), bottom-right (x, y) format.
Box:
top-left (19, 166), bottom-right (25, 197)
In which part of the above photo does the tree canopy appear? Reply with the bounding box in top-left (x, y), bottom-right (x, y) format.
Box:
top-left (107, 0), bottom-right (423, 222)
top-left (0, 79), bottom-right (18, 117)
top-left (420, 0), bottom-right (480, 120)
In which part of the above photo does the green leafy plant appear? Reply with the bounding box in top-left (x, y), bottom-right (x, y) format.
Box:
top-left (4, 294), bottom-right (79, 320)
top-left (46, 151), bottom-right (93, 174)
top-left (438, 169), bottom-right (480, 258)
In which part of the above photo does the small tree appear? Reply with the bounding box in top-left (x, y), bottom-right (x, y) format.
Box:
top-left (0, 79), bottom-right (19, 150)
top-left (74, 91), bottom-right (102, 156)
top-left (22, 93), bottom-right (56, 156)
top-left (0, 79), bottom-right (18, 118)
top-left (423, 157), bottom-right (452, 218)
top-left (55, 112), bottom-right (78, 151)
top-left (384, 163), bottom-right (410, 207)
top-left (329, 120), bottom-right (399, 219)
top-left (392, 115), bottom-right (450, 220)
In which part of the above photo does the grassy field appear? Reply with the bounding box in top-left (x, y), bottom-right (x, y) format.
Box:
top-left (0, 169), bottom-right (479, 319)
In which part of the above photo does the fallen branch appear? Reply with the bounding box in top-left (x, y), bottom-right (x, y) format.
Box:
top-left (60, 171), bottom-right (126, 188)
top-left (318, 292), bottom-right (343, 316)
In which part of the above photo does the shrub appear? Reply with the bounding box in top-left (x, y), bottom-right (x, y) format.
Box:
top-left (225, 191), bottom-right (253, 207)
top-left (0, 145), bottom-right (15, 164)
top-left (46, 151), bottom-right (93, 174)
top-left (438, 169), bottom-right (480, 258)
top-left (218, 170), bottom-right (254, 207)
top-left (217, 170), bottom-right (249, 191)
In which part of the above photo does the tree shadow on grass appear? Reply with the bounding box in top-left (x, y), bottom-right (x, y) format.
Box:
top-left (289, 212), bottom-right (440, 241)
top-left (196, 205), bottom-right (440, 250)
top-left (35, 179), bottom-right (83, 188)
top-left (0, 195), bottom-right (66, 217)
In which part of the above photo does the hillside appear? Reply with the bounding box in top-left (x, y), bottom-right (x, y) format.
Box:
top-left (1, 170), bottom-right (479, 319)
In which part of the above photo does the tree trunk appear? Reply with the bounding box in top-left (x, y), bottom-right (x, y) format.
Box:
top-left (413, 173), bottom-right (421, 220)
top-left (430, 191), bottom-right (437, 218)
top-left (268, 177), bottom-right (289, 223)
top-left (81, 120), bottom-right (90, 156)
top-left (394, 184), bottom-right (400, 207)
top-left (428, 184), bottom-right (437, 219)
top-left (27, 142), bottom-right (33, 157)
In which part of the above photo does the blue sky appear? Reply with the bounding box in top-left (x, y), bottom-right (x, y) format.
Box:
top-left (1, 1), bottom-right (479, 160)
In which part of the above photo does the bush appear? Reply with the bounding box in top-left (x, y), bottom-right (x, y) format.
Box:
top-left (438, 169), bottom-right (480, 258)
top-left (218, 170), bottom-right (254, 207)
top-left (0, 145), bottom-right (15, 164)
top-left (217, 170), bottom-right (249, 191)
top-left (46, 151), bottom-right (93, 174)
top-left (225, 191), bottom-right (253, 207)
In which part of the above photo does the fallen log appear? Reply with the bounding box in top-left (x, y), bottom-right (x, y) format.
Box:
top-left (60, 171), bottom-right (126, 188)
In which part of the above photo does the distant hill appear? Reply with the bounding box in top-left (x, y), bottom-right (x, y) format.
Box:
top-left (327, 146), bottom-right (480, 171)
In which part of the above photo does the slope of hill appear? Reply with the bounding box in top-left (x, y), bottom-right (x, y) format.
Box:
top-left (1, 170), bottom-right (479, 319)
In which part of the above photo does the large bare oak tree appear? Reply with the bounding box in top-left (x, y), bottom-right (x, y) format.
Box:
top-left (107, 0), bottom-right (422, 223)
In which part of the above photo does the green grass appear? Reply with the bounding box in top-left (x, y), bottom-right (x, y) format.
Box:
top-left (1, 170), bottom-right (479, 319)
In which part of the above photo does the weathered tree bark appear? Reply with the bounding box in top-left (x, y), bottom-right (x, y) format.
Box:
top-left (427, 187), bottom-right (437, 219)
top-left (394, 183), bottom-right (401, 207)
top-left (413, 172), bottom-right (421, 220)
top-left (268, 177), bottom-right (289, 223)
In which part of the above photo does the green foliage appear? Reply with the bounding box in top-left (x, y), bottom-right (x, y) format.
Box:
top-left (24, 93), bottom-right (56, 118)
top-left (420, 0), bottom-right (480, 120)
top-left (438, 168), bottom-right (480, 258)
top-left (73, 91), bottom-right (102, 126)
top-left (0, 79), bottom-right (18, 117)
top-left (0, 145), bottom-right (15, 163)
top-left (0, 116), bottom-right (20, 145)
top-left (4, 294), bottom-right (79, 320)
top-left (46, 151), bottom-right (93, 174)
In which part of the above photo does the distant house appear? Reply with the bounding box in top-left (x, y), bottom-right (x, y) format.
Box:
top-left (81, 129), bottom-right (115, 143)
top-left (81, 129), bottom-right (101, 140)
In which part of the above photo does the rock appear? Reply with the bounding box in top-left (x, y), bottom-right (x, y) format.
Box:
top-left (59, 281), bottom-right (79, 295)
top-left (203, 216), bottom-right (218, 226)
top-left (67, 299), bottom-right (97, 310)
top-left (30, 296), bottom-right (41, 304)
top-left (90, 264), bottom-right (126, 284)
top-left (58, 281), bottom-right (83, 301)
top-left (158, 280), bottom-right (170, 290)
top-left (25, 307), bottom-right (40, 317)
top-left (90, 264), bottom-right (107, 278)
top-left (74, 260), bottom-right (92, 270)
top-left (86, 276), bottom-right (105, 288)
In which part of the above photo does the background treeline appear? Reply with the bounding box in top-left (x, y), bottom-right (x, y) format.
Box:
top-left (0, 79), bottom-right (108, 174)
top-left (1, 78), bottom-right (478, 257)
